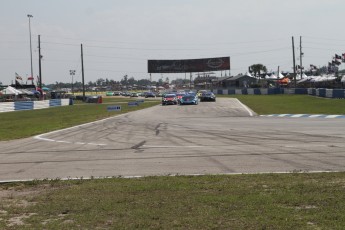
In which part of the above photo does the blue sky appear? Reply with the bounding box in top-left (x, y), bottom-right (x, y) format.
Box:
top-left (1, 0), bottom-right (345, 84)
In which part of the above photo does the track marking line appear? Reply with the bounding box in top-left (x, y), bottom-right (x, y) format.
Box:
top-left (34, 113), bottom-right (129, 146)
top-left (234, 98), bottom-right (254, 117)
top-left (143, 145), bottom-right (204, 148)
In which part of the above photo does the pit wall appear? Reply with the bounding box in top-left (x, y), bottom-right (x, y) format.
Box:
top-left (211, 88), bottom-right (345, 98)
top-left (0, 99), bottom-right (72, 113)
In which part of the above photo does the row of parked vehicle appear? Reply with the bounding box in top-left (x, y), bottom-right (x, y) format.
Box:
top-left (105, 90), bottom-right (216, 104)
top-left (106, 91), bottom-right (157, 98)
top-left (162, 91), bottom-right (216, 106)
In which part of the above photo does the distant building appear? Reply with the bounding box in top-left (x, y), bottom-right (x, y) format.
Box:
top-left (214, 74), bottom-right (257, 88)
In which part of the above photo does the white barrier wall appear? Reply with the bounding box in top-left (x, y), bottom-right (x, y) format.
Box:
top-left (0, 102), bottom-right (14, 113)
top-left (211, 88), bottom-right (345, 98)
top-left (0, 99), bottom-right (71, 113)
top-left (247, 89), bottom-right (254, 95)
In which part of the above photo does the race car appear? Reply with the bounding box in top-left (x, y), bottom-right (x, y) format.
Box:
top-left (179, 94), bottom-right (199, 105)
top-left (200, 92), bottom-right (216, 102)
top-left (162, 94), bottom-right (178, 105)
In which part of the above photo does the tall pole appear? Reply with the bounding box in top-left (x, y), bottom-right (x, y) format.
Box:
top-left (299, 36), bottom-right (303, 79)
top-left (27, 14), bottom-right (33, 81)
top-left (277, 66), bottom-right (280, 78)
top-left (38, 35), bottom-right (42, 91)
top-left (70, 70), bottom-right (76, 94)
top-left (189, 72), bottom-right (192, 89)
top-left (292, 36), bottom-right (296, 87)
top-left (81, 44), bottom-right (86, 101)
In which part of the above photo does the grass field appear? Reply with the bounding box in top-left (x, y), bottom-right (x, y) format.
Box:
top-left (0, 97), bottom-right (160, 141)
top-left (1, 95), bottom-right (345, 229)
top-left (219, 94), bottom-right (345, 115)
top-left (1, 173), bottom-right (345, 229)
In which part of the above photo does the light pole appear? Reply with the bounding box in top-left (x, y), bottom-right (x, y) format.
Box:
top-left (70, 70), bottom-right (76, 94)
top-left (27, 14), bottom-right (33, 81)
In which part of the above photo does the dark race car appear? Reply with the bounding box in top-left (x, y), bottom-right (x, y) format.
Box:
top-left (200, 92), bottom-right (216, 102)
top-left (145, 92), bottom-right (156, 98)
top-left (162, 94), bottom-right (177, 105)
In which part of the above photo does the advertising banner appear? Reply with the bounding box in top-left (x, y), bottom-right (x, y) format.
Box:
top-left (148, 57), bottom-right (230, 73)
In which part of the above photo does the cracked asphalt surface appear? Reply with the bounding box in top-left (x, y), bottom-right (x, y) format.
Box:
top-left (1, 98), bottom-right (345, 181)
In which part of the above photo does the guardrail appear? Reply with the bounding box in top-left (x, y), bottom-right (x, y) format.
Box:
top-left (0, 99), bottom-right (72, 113)
top-left (211, 88), bottom-right (345, 98)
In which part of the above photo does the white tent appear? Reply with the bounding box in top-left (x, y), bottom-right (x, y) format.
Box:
top-left (267, 74), bottom-right (278, 80)
top-left (278, 72), bottom-right (285, 79)
top-left (244, 72), bottom-right (253, 77)
top-left (301, 73), bottom-right (308, 79)
top-left (18, 89), bottom-right (34, 95)
top-left (1, 86), bottom-right (22, 95)
top-left (341, 75), bottom-right (345, 83)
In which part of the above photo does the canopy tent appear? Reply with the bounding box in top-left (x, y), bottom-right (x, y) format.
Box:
top-left (266, 74), bottom-right (278, 80)
top-left (18, 89), bottom-right (34, 95)
top-left (341, 75), bottom-right (345, 83)
top-left (278, 72), bottom-right (285, 79)
top-left (309, 75), bottom-right (336, 83)
top-left (297, 76), bottom-right (314, 84)
top-left (296, 73), bottom-right (309, 79)
top-left (244, 72), bottom-right (253, 77)
top-left (1, 86), bottom-right (22, 95)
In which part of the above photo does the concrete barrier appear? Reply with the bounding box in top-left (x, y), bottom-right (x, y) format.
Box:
top-left (211, 87), bottom-right (345, 99)
top-left (0, 99), bottom-right (71, 113)
top-left (14, 101), bottom-right (34, 111)
top-left (332, 89), bottom-right (345, 98)
top-left (247, 89), bottom-right (254, 95)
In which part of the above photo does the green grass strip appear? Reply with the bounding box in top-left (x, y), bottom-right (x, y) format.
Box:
top-left (219, 94), bottom-right (345, 115)
top-left (1, 173), bottom-right (345, 229)
top-left (0, 98), bottom-right (160, 141)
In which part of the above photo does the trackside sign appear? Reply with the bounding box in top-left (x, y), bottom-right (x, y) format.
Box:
top-left (128, 102), bottom-right (139, 106)
top-left (107, 105), bottom-right (121, 112)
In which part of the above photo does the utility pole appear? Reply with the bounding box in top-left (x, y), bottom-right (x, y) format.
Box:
top-left (38, 35), bottom-right (42, 92)
top-left (27, 14), bottom-right (33, 80)
top-left (70, 70), bottom-right (76, 94)
top-left (189, 72), bottom-right (192, 89)
top-left (292, 36), bottom-right (296, 87)
top-left (299, 36), bottom-right (303, 79)
top-left (81, 44), bottom-right (85, 101)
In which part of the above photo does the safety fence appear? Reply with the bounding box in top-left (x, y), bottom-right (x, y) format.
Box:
top-left (211, 88), bottom-right (345, 98)
top-left (0, 99), bottom-right (72, 113)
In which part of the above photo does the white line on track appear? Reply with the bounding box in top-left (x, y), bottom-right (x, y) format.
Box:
top-left (235, 98), bottom-right (254, 117)
top-left (143, 145), bottom-right (204, 148)
top-left (34, 113), bottom-right (128, 146)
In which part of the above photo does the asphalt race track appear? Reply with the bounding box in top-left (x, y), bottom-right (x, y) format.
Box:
top-left (1, 98), bottom-right (345, 182)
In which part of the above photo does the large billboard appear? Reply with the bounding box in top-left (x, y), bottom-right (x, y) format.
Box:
top-left (148, 57), bottom-right (230, 73)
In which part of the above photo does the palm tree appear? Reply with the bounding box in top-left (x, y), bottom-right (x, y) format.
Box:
top-left (249, 64), bottom-right (267, 78)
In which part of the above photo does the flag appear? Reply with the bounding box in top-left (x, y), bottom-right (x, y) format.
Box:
top-left (28, 76), bottom-right (34, 81)
top-left (335, 60), bottom-right (341, 66)
top-left (296, 65), bottom-right (304, 70)
top-left (15, 72), bottom-right (22, 80)
top-left (310, 64), bottom-right (318, 70)
top-left (15, 79), bottom-right (22, 86)
top-left (335, 54), bottom-right (342, 60)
